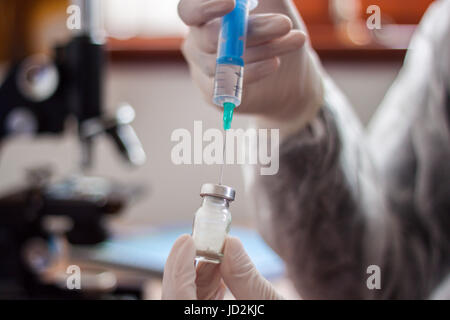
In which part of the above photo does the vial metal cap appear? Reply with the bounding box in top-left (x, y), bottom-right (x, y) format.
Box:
top-left (200, 183), bottom-right (236, 201)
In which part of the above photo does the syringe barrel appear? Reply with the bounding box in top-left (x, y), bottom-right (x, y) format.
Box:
top-left (213, 0), bottom-right (258, 107)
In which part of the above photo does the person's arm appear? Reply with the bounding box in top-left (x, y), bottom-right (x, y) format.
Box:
top-left (250, 0), bottom-right (450, 299)
top-left (366, 0), bottom-right (450, 299)
top-left (251, 75), bottom-right (376, 299)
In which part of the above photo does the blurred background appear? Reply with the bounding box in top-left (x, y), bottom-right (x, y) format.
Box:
top-left (0, 0), bottom-right (435, 299)
top-left (0, 0), bottom-right (434, 227)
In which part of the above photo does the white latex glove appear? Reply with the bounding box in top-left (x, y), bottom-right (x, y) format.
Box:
top-left (162, 234), bottom-right (226, 300)
top-left (162, 234), bottom-right (283, 300)
top-left (178, 0), bottom-right (324, 128)
top-left (220, 235), bottom-right (283, 299)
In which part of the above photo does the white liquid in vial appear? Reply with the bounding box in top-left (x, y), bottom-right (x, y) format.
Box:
top-left (192, 197), bottom-right (231, 264)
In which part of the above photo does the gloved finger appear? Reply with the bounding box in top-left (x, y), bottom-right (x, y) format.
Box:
top-left (199, 279), bottom-right (227, 300)
top-left (183, 28), bottom-right (303, 78)
top-left (196, 262), bottom-right (223, 300)
top-left (220, 237), bottom-right (284, 300)
top-left (214, 281), bottom-right (227, 300)
top-left (244, 57), bottom-right (281, 83)
top-left (162, 234), bottom-right (197, 300)
top-left (244, 30), bottom-right (306, 64)
top-left (189, 18), bottom-right (222, 54)
top-left (182, 35), bottom-right (217, 77)
top-left (189, 64), bottom-right (214, 101)
top-left (247, 14), bottom-right (293, 47)
top-left (178, 0), bottom-right (235, 26)
top-left (190, 14), bottom-right (293, 54)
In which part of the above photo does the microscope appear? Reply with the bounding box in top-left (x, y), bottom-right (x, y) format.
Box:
top-left (0, 0), bottom-right (146, 299)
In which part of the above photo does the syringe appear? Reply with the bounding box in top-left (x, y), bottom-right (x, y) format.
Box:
top-left (213, 0), bottom-right (259, 131)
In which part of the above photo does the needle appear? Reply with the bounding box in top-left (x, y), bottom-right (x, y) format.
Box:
top-left (219, 130), bottom-right (226, 185)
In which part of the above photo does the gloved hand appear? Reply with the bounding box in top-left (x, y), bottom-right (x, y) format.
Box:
top-left (162, 234), bottom-right (283, 300)
top-left (178, 0), bottom-right (324, 128)
top-left (162, 234), bottom-right (226, 299)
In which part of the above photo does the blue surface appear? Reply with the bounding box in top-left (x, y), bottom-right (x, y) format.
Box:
top-left (216, 0), bottom-right (251, 67)
top-left (84, 225), bottom-right (285, 279)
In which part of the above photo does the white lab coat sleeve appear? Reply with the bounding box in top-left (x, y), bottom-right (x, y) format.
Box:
top-left (367, 0), bottom-right (450, 299)
top-left (247, 0), bottom-right (450, 299)
top-left (251, 75), bottom-right (380, 299)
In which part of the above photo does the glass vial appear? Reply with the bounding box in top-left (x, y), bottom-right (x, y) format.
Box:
top-left (192, 183), bottom-right (236, 264)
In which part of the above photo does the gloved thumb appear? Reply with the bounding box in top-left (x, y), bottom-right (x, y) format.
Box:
top-left (162, 234), bottom-right (197, 300)
top-left (220, 236), bottom-right (283, 300)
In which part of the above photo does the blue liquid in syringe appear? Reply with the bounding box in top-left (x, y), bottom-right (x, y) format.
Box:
top-left (216, 0), bottom-right (249, 68)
